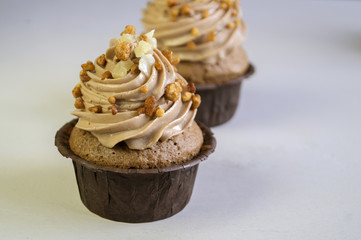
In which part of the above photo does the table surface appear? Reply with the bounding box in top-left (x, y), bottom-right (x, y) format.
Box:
top-left (1, 0), bottom-right (360, 239)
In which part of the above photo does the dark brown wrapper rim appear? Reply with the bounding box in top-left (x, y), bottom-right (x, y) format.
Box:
top-left (195, 64), bottom-right (255, 127)
top-left (55, 119), bottom-right (216, 223)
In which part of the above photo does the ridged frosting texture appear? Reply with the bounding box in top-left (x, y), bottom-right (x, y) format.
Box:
top-left (71, 27), bottom-right (199, 150)
top-left (142, 0), bottom-right (247, 64)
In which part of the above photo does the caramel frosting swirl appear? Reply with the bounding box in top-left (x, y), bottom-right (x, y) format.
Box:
top-left (72, 30), bottom-right (198, 150)
top-left (142, 0), bottom-right (247, 64)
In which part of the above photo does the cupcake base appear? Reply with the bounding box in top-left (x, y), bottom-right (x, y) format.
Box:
top-left (55, 119), bottom-right (216, 223)
top-left (195, 64), bottom-right (255, 127)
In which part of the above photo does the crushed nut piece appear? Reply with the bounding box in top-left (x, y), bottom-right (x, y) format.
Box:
top-left (121, 25), bottom-right (136, 35)
top-left (206, 30), bottom-right (216, 42)
top-left (139, 34), bottom-right (148, 42)
top-left (187, 41), bottom-right (196, 50)
top-left (74, 98), bottom-right (85, 109)
top-left (235, 19), bottom-right (241, 26)
top-left (130, 63), bottom-right (139, 74)
top-left (165, 83), bottom-right (180, 102)
top-left (101, 71), bottom-right (113, 80)
top-left (108, 96), bottom-right (116, 104)
top-left (137, 107), bottom-right (145, 115)
top-left (222, 0), bottom-right (233, 8)
top-left (115, 41), bottom-right (132, 61)
top-left (111, 105), bottom-right (118, 115)
top-left (175, 78), bottom-right (187, 89)
top-left (172, 57), bottom-right (180, 65)
top-left (88, 105), bottom-right (102, 113)
top-left (97, 54), bottom-right (107, 67)
top-left (170, 8), bottom-right (179, 18)
top-left (139, 85), bottom-right (148, 93)
top-left (155, 60), bottom-right (163, 71)
top-left (231, 8), bottom-right (238, 17)
top-left (167, 0), bottom-right (178, 7)
top-left (81, 61), bottom-right (95, 71)
top-left (174, 81), bottom-right (183, 92)
top-left (227, 22), bottom-right (235, 29)
top-left (161, 49), bottom-right (173, 64)
top-left (220, 3), bottom-right (228, 9)
top-left (79, 70), bottom-right (91, 82)
top-left (72, 85), bottom-right (82, 98)
top-left (182, 91), bottom-right (192, 102)
top-left (202, 10), bottom-right (210, 19)
top-left (145, 96), bottom-right (156, 117)
top-left (155, 107), bottom-right (165, 117)
top-left (191, 94), bottom-right (201, 110)
top-left (181, 4), bottom-right (191, 15)
top-left (191, 27), bottom-right (199, 36)
top-left (187, 82), bottom-right (196, 93)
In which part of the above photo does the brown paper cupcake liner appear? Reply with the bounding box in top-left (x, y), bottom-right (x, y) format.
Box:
top-left (195, 64), bottom-right (255, 127)
top-left (55, 119), bottom-right (216, 223)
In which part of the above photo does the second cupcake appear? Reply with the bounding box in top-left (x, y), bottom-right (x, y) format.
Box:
top-left (142, 0), bottom-right (255, 127)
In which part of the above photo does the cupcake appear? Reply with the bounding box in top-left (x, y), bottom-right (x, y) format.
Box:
top-left (55, 25), bottom-right (216, 223)
top-left (142, 0), bottom-right (255, 126)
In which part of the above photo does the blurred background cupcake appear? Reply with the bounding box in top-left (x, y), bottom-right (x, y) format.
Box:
top-left (142, 0), bottom-right (255, 127)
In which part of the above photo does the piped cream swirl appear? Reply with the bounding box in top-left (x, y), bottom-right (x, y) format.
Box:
top-left (142, 0), bottom-right (247, 64)
top-left (72, 33), bottom-right (197, 150)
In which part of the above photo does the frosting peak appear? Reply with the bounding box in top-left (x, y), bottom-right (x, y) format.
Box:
top-left (71, 26), bottom-right (201, 150)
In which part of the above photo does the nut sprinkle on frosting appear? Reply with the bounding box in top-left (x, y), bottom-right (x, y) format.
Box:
top-left (71, 26), bottom-right (200, 150)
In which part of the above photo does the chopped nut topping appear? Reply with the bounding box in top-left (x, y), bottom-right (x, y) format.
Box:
top-left (191, 94), bottom-right (201, 110)
top-left (108, 96), bottom-right (116, 104)
top-left (101, 71), bottom-right (113, 80)
top-left (226, 22), bottom-right (235, 29)
top-left (182, 91), bottom-right (192, 102)
top-left (187, 41), bottom-right (196, 50)
top-left (130, 63), bottom-right (139, 74)
top-left (72, 85), bottom-right (82, 98)
top-left (170, 8), bottom-right (179, 18)
top-left (79, 70), bottom-right (91, 82)
top-left (167, 0), bottom-right (178, 7)
top-left (175, 78), bottom-right (187, 88)
top-left (121, 25), bottom-right (136, 35)
top-left (202, 10), bottom-right (210, 19)
top-left (139, 85), bottom-right (148, 93)
top-left (139, 34), bottom-right (148, 42)
top-left (155, 107), bottom-right (165, 117)
top-left (81, 61), bottom-right (95, 71)
top-left (145, 96), bottom-right (156, 117)
top-left (165, 83), bottom-right (180, 102)
top-left (161, 49), bottom-right (173, 64)
top-left (187, 82), bottom-right (196, 93)
top-left (231, 8), bottom-right (238, 17)
top-left (235, 19), bottom-right (241, 27)
top-left (220, 3), bottom-right (228, 9)
top-left (74, 98), bottom-right (85, 109)
top-left (174, 81), bottom-right (183, 92)
top-left (155, 60), bottom-right (163, 71)
top-left (97, 54), bottom-right (107, 67)
top-left (88, 105), bottom-right (102, 113)
top-left (191, 27), bottom-right (199, 36)
top-left (111, 105), bottom-right (118, 115)
top-left (222, 0), bottom-right (233, 8)
top-left (206, 30), bottom-right (216, 42)
top-left (172, 57), bottom-right (180, 65)
top-left (115, 41), bottom-right (132, 61)
top-left (181, 4), bottom-right (191, 15)
top-left (137, 107), bottom-right (145, 115)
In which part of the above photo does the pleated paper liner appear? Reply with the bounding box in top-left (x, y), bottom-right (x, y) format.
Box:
top-left (55, 119), bottom-right (216, 223)
top-left (195, 64), bottom-right (255, 127)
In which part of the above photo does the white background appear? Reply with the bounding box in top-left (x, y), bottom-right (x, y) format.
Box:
top-left (1, 0), bottom-right (361, 239)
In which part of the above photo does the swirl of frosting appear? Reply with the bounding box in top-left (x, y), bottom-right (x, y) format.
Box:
top-left (142, 0), bottom-right (247, 64)
top-left (71, 27), bottom-right (199, 150)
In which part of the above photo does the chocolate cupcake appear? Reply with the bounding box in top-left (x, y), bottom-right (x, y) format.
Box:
top-left (55, 26), bottom-right (216, 223)
top-left (142, 0), bottom-right (255, 126)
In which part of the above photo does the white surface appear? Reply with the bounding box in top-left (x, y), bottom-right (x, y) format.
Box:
top-left (1, 0), bottom-right (360, 239)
